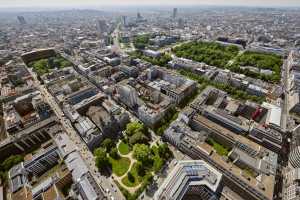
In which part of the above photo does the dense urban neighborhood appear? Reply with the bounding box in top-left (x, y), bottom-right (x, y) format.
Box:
top-left (1, 4), bottom-right (300, 200)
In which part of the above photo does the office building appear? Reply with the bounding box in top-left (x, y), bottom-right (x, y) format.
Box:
top-left (172, 8), bottom-right (178, 19)
top-left (154, 160), bottom-right (222, 200)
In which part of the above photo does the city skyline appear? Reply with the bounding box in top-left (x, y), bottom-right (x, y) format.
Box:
top-left (0, 0), bottom-right (299, 8)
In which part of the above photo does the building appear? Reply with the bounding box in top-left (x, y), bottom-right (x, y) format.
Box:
top-left (172, 8), bottom-right (178, 19)
top-left (54, 132), bottom-right (106, 200)
top-left (249, 127), bottom-right (282, 153)
top-left (289, 90), bottom-right (300, 114)
top-left (97, 20), bottom-right (108, 34)
top-left (3, 91), bottom-right (52, 134)
top-left (17, 16), bottom-right (26, 25)
top-left (154, 160), bottom-right (222, 200)
top-left (261, 102), bottom-right (282, 129)
top-left (74, 116), bottom-right (103, 150)
top-left (119, 65), bottom-right (139, 78)
top-left (145, 67), bottom-right (197, 104)
top-left (24, 143), bottom-right (60, 177)
top-left (143, 49), bottom-right (161, 58)
top-left (164, 114), bottom-right (275, 200)
top-left (21, 49), bottom-right (56, 64)
top-left (246, 84), bottom-right (268, 97)
top-left (117, 85), bottom-right (138, 109)
top-left (283, 168), bottom-right (300, 200)
top-left (214, 70), bottom-right (230, 85)
top-left (289, 125), bottom-right (300, 168)
top-left (86, 102), bottom-right (129, 139)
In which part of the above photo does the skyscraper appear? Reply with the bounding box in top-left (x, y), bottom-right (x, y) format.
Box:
top-left (137, 12), bottom-right (142, 20)
top-left (178, 18), bottom-right (184, 28)
top-left (97, 20), bottom-right (108, 33)
top-left (172, 8), bottom-right (178, 19)
top-left (17, 16), bottom-right (26, 25)
top-left (122, 16), bottom-right (127, 26)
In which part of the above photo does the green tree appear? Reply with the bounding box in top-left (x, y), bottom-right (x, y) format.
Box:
top-left (94, 147), bottom-right (109, 170)
top-left (133, 144), bottom-right (152, 166)
top-left (110, 147), bottom-right (119, 159)
top-left (1, 155), bottom-right (24, 171)
top-left (127, 171), bottom-right (135, 183)
top-left (126, 122), bottom-right (144, 136)
top-left (158, 144), bottom-right (172, 160)
top-left (129, 132), bottom-right (149, 145)
top-left (101, 138), bottom-right (115, 152)
top-left (135, 161), bottom-right (145, 176)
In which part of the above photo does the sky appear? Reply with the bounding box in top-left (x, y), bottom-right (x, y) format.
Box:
top-left (0, 0), bottom-right (299, 8)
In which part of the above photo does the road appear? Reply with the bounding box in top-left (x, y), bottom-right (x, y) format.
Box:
top-left (281, 59), bottom-right (289, 132)
top-left (28, 68), bottom-right (125, 200)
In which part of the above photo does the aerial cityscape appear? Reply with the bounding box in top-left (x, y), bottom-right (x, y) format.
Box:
top-left (1, 1), bottom-right (300, 200)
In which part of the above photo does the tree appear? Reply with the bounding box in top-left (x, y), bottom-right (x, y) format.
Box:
top-left (136, 161), bottom-right (145, 176)
top-left (158, 144), bottom-right (172, 160)
top-left (133, 144), bottom-right (152, 165)
top-left (1, 155), bottom-right (24, 171)
top-left (126, 122), bottom-right (149, 146)
top-left (127, 171), bottom-right (135, 183)
top-left (110, 147), bottom-right (119, 159)
top-left (94, 147), bottom-right (109, 170)
top-left (129, 132), bottom-right (149, 145)
top-left (126, 122), bottom-right (145, 136)
top-left (101, 138), bottom-right (115, 152)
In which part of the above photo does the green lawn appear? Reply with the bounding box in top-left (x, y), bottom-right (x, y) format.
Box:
top-left (109, 156), bottom-right (131, 177)
top-left (119, 141), bottom-right (130, 155)
top-left (206, 138), bottom-right (230, 156)
top-left (28, 55), bottom-right (73, 76)
top-left (121, 162), bottom-right (142, 187)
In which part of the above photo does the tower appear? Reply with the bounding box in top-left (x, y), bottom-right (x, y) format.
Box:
top-left (17, 16), bottom-right (26, 25)
top-left (122, 16), bottom-right (127, 26)
top-left (172, 8), bottom-right (178, 19)
top-left (97, 20), bottom-right (108, 34)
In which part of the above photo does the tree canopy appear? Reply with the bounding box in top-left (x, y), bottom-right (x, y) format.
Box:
top-left (94, 147), bottom-right (109, 170)
top-left (133, 144), bottom-right (152, 165)
top-left (173, 41), bottom-right (239, 68)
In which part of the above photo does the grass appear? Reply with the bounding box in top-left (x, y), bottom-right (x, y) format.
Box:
top-left (28, 55), bottom-right (73, 76)
top-left (121, 162), bottom-right (142, 187)
top-left (109, 156), bottom-right (131, 177)
top-left (206, 138), bottom-right (230, 156)
top-left (243, 167), bottom-right (257, 178)
top-left (119, 141), bottom-right (130, 155)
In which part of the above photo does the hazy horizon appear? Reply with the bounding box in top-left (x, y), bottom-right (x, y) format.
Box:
top-left (0, 0), bottom-right (299, 9)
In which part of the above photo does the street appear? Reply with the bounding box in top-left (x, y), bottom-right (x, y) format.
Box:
top-left (28, 68), bottom-right (125, 200)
